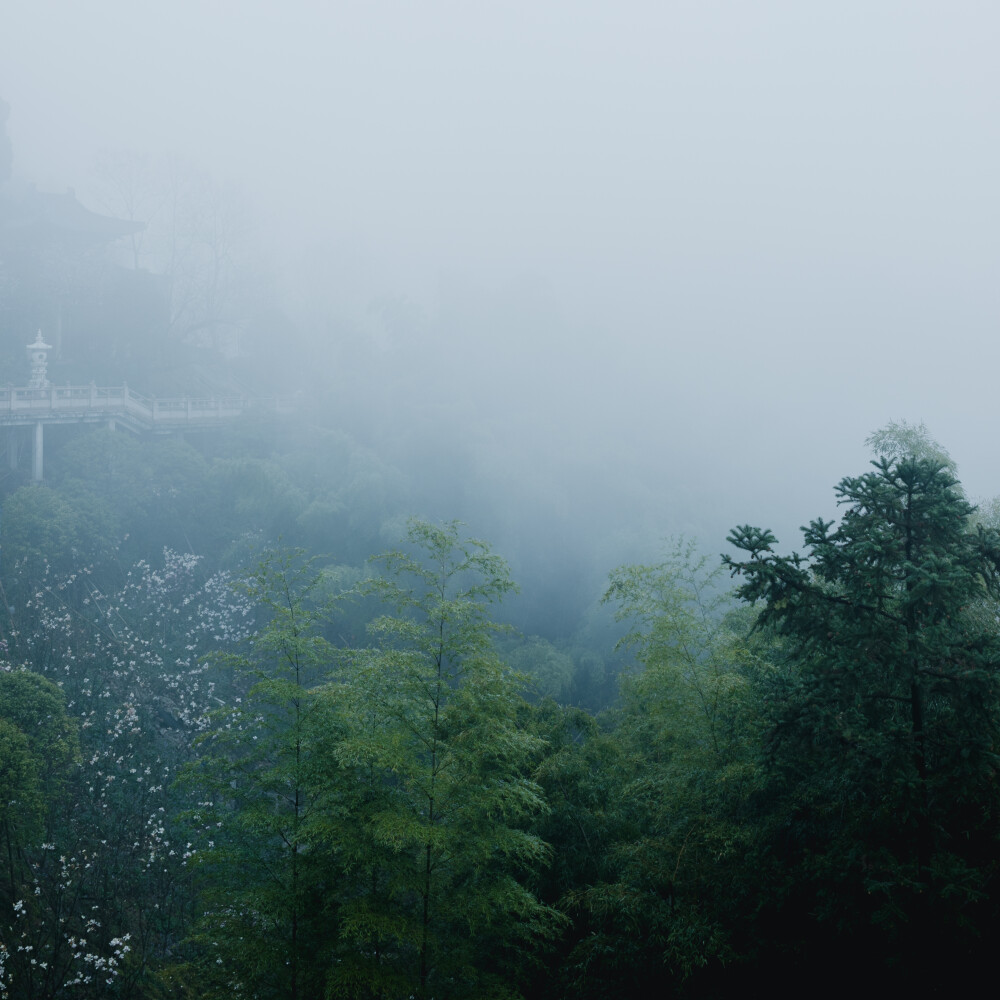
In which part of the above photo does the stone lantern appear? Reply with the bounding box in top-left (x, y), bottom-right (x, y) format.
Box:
top-left (26, 330), bottom-right (51, 388)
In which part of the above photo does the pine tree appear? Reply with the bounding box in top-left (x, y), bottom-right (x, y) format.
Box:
top-left (725, 456), bottom-right (1000, 983)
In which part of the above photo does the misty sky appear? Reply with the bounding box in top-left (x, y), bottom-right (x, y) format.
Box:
top-left (3, 1), bottom-right (999, 559)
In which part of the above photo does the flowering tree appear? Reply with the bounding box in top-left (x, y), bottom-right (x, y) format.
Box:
top-left (0, 549), bottom-right (256, 997)
top-left (0, 670), bottom-right (132, 999)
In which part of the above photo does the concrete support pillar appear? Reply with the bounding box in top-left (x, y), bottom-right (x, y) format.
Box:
top-left (7, 429), bottom-right (17, 471)
top-left (32, 421), bottom-right (43, 481)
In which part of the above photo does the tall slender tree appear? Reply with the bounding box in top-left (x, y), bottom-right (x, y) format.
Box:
top-left (549, 541), bottom-right (760, 997)
top-left (176, 550), bottom-right (334, 1000)
top-left (325, 519), bottom-right (563, 999)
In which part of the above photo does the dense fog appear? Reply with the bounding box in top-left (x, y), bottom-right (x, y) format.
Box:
top-left (4, 3), bottom-right (998, 576)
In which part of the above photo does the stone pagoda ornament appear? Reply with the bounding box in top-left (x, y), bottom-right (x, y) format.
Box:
top-left (26, 330), bottom-right (51, 388)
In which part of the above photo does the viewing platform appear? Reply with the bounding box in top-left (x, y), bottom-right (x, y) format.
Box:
top-left (0, 382), bottom-right (293, 480)
top-left (0, 383), bottom-right (290, 430)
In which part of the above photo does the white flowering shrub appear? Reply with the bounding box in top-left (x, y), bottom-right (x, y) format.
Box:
top-left (0, 549), bottom-right (258, 998)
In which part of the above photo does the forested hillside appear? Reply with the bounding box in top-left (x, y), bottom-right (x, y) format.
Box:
top-left (3, 408), bottom-right (1000, 998)
top-left (3, 6), bottom-right (1000, 990)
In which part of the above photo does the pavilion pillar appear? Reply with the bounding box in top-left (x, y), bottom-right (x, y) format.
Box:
top-left (32, 421), bottom-right (43, 481)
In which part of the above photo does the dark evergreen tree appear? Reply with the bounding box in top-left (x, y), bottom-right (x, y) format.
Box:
top-left (725, 457), bottom-right (1000, 988)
